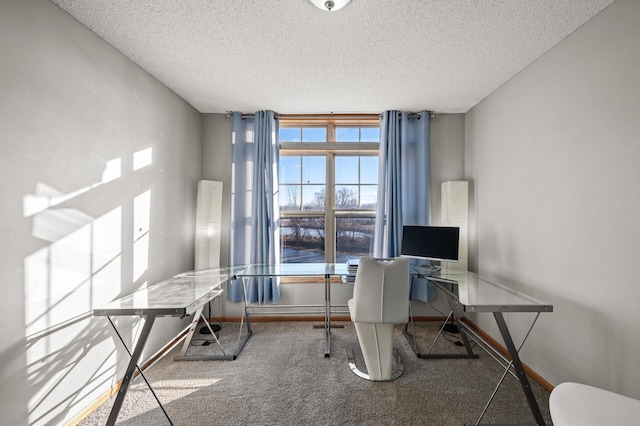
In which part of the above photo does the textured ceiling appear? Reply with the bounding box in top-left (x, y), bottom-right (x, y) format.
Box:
top-left (51, 0), bottom-right (614, 114)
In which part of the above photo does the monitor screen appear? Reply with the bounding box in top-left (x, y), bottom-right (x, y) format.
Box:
top-left (401, 226), bottom-right (460, 262)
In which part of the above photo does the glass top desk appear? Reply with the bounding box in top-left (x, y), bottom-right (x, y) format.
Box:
top-left (94, 268), bottom-right (237, 317)
top-left (432, 269), bottom-right (553, 313)
top-left (94, 267), bottom-right (242, 426)
top-left (405, 269), bottom-right (553, 426)
top-left (93, 264), bottom-right (350, 425)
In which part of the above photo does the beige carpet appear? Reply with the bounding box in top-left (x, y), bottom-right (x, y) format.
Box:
top-left (80, 321), bottom-right (552, 425)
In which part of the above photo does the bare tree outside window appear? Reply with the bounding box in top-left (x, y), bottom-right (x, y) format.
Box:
top-left (335, 187), bottom-right (358, 209)
top-left (312, 188), bottom-right (325, 210)
top-left (284, 185), bottom-right (300, 210)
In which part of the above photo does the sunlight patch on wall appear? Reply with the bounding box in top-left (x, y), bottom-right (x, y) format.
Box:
top-left (102, 157), bottom-right (122, 183)
top-left (23, 158), bottom-right (121, 218)
top-left (27, 335), bottom-right (75, 424)
top-left (26, 318), bottom-right (117, 425)
top-left (25, 221), bottom-right (91, 336)
top-left (24, 207), bottom-right (122, 336)
top-left (22, 148), bottom-right (158, 422)
top-left (31, 208), bottom-right (93, 243)
top-left (133, 147), bottom-right (152, 171)
top-left (91, 208), bottom-right (123, 306)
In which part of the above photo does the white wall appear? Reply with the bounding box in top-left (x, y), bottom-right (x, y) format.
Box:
top-left (465, 0), bottom-right (640, 398)
top-left (0, 0), bottom-right (202, 424)
top-left (202, 113), bottom-right (466, 318)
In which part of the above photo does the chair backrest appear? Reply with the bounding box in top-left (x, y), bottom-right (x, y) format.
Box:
top-left (351, 257), bottom-right (410, 324)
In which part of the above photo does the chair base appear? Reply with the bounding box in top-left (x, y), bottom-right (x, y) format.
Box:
top-left (346, 347), bottom-right (405, 381)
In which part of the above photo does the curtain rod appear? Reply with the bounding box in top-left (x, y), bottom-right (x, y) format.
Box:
top-left (380, 112), bottom-right (437, 120)
top-left (229, 112), bottom-right (378, 120)
top-left (228, 112), bottom-right (436, 120)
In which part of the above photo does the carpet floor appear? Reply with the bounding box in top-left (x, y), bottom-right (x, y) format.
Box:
top-left (80, 321), bottom-right (552, 425)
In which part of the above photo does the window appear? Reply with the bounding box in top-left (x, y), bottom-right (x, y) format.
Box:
top-left (278, 115), bottom-right (380, 265)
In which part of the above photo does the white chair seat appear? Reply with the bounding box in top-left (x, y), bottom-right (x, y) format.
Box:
top-left (347, 257), bottom-right (410, 381)
top-left (550, 382), bottom-right (640, 426)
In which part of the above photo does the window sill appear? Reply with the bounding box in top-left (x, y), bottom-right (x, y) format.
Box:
top-left (279, 276), bottom-right (346, 284)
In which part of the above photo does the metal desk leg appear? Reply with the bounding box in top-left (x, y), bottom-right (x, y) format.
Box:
top-left (404, 282), bottom-right (478, 359)
top-left (324, 273), bottom-right (331, 358)
top-left (236, 276), bottom-right (253, 356)
top-left (403, 300), bottom-right (420, 355)
top-left (175, 305), bottom-right (206, 359)
top-left (173, 305), bottom-right (229, 361)
top-left (405, 310), bottom-right (478, 359)
top-left (107, 315), bottom-right (173, 426)
top-left (174, 277), bottom-right (252, 361)
top-left (491, 312), bottom-right (546, 426)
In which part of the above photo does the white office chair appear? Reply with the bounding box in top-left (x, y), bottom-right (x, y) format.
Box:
top-left (550, 382), bottom-right (640, 425)
top-left (347, 257), bottom-right (410, 381)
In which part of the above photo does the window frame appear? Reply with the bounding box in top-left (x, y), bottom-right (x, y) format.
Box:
top-left (278, 115), bottom-right (380, 270)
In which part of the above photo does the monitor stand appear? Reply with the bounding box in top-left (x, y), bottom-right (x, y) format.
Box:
top-left (415, 264), bottom-right (441, 276)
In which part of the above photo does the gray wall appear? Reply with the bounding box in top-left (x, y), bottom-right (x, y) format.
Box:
top-left (0, 0), bottom-right (202, 424)
top-left (431, 114), bottom-right (466, 226)
top-left (201, 113), bottom-right (466, 318)
top-left (465, 0), bottom-right (640, 398)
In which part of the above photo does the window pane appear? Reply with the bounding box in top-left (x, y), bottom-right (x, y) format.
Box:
top-left (360, 185), bottom-right (377, 209)
top-left (280, 185), bottom-right (301, 210)
top-left (280, 128), bottom-right (301, 142)
top-left (279, 120), bottom-right (379, 265)
top-left (302, 185), bottom-right (325, 210)
top-left (335, 185), bottom-right (359, 209)
top-left (279, 156), bottom-right (300, 184)
top-left (336, 127), bottom-right (359, 142)
top-left (360, 157), bottom-right (378, 184)
top-left (281, 216), bottom-right (325, 263)
top-left (335, 156), bottom-right (358, 184)
top-left (302, 127), bottom-right (327, 142)
top-left (302, 156), bottom-right (325, 184)
top-left (335, 217), bottom-right (375, 263)
top-left (361, 127), bottom-right (380, 142)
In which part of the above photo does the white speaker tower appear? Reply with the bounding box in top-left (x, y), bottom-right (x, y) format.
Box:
top-left (195, 180), bottom-right (223, 270)
top-left (441, 181), bottom-right (468, 271)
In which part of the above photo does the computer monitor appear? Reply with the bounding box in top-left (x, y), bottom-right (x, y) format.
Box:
top-left (400, 225), bottom-right (460, 263)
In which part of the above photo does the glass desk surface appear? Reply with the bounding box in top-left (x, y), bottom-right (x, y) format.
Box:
top-left (428, 270), bottom-right (553, 313)
top-left (94, 267), bottom-right (237, 317)
top-left (93, 264), bottom-right (351, 317)
top-left (236, 263), bottom-right (349, 277)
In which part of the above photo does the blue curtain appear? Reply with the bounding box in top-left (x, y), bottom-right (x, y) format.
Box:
top-left (228, 111), bottom-right (281, 304)
top-left (374, 110), bottom-right (434, 302)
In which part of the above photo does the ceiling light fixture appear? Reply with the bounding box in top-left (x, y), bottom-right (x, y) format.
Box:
top-left (308, 0), bottom-right (351, 12)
